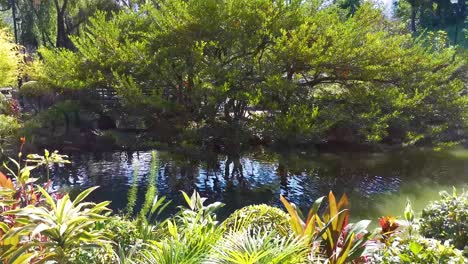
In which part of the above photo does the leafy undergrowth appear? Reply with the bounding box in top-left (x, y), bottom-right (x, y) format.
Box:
top-left (0, 149), bottom-right (466, 264)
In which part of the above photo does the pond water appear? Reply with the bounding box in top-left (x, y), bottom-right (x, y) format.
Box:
top-left (49, 147), bottom-right (468, 224)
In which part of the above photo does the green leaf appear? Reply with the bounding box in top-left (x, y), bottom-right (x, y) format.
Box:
top-left (31, 223), bottom-right (50, 238)
top-left (181, 191), bottom-right (192, 208)
top-left (72, 186), bottom-right (100, 207)
top-left (409, 241), bottom-right (424, 255)
top-left (37, 186), bottom-right (56, 211)
top-left (0, 222), bottom-right (9, 232)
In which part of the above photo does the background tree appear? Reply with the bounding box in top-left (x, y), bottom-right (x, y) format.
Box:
top-left (1, 0), bottom-right (120, 49)
top-left (394, 0), bottom-right (467, 46)
top-left (38, 0), bottom-right (467, 147)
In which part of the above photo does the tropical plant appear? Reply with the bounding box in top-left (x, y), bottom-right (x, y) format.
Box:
top-left (419, 188), bottom-right (468, 250)
top-left (378, 216), bottom-right (400, 243)
top-left (139, 151), bottom-right (159, 219)
top-left (140, 219), bottom-right (222, 264)
top-left (1, 186), bottom-right (111, 263)
top-left (138, 191), bottom-right (224, 264)
top-left (25, 149), bottom-right (71, 180)
top-left (0, 145), bottom-right (69, 224)
top-left (222, 204), bottom-right (291, 236)
top-left (208, 227), bottom-right (310, 264)
top-left (369, 195), bottom-right (467, 263)
top-left (281, 191), bottom-right (372, 264)
top-left (280, 194), bottom-right (324, 243)
top-left (178, 190), bottom-right (224, 228)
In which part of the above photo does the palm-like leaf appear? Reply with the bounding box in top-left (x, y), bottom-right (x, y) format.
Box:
top-left (1, 186), bottom-right (111, 263)
top-left (207, 227), bottom-right (309, 264)
top-left (281, 191), bottom-right (372, 264)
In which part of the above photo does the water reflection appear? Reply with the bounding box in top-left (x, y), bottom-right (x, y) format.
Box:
top-left (50, 148), bottom-right (468, 221)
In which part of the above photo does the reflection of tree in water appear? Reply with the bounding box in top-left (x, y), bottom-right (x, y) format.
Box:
top-left (224, 154), bottom-right (243, 178)
top-left (162, 157), bottom-right (200, 194)
top-left (47, 148), bottom-right (468, 219)
top-left (274, 153), bottom-right (403, 208)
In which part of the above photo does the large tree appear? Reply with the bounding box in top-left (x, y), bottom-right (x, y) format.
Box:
top-left (39, 0), bottom-right (467, 146)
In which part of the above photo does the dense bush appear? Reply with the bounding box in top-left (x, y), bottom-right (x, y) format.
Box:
top-left (0, 114), bottom-right (20, 138)
top-left (419, 189), bottom-right (468, 250)
top-left (370, 236), bottom-right (466, 263)
top-left (0, 114), bottom-right (20, 148)
top-left (208, 227), bottom-right (310, 264)
top-left (222, 204), bottom-right (291, 236)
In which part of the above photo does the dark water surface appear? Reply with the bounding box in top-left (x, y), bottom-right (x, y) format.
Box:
top-left (50, 147), bottom-right (468, 223)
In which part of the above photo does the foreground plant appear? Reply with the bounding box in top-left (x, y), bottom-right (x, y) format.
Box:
top-left (222, 204), bottom-right (291, 236)
top-left (1, 186), bottom-right (111, 263)
top-left (208, 227), bottom-right (310, 264)
top-left (419, 188), bottom-right (468, 250)
top-left (369, 200), bottom-right (467, 263)
top-left (0, 145), bottom-right (70, 241)
top-left (281, 191), bottom-right (372, 264)
top-left (140, 191), bottom-right (225, 264)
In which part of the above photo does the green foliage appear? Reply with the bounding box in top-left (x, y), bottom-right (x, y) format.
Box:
top-left (2, 149), bottom-right (467, 264)
top-left (19, 80), bottom-right (54, 98)
top-left (1, 186), bottom-right (111, 263)
top-left (0, 29), bottom-right (18, 87)
top-left (208, 227), bottom-right (310, 264)
top-left (39, 0), bottom-right (467, 147)
top-left (281, 191), bottom-right (372, 264)
top-left (126, 161), bottom-right (140, 216)
top-left (141, 220), bottom-right (222, 264)
top-left (68, 243), bottom-right (116, 264)
top-left (370, 234), bottom-right (466, 263)
top-left (419, 188), bottom-right (468, 250)
top-left (222, 204), bottom-right (291, 236)
top-left (139, 151), bottom-right (159, 219)
top-left (20, 100), bottom-right (81, 141)
top-left (139, 191), bottom-right (225, 264)
top-left (0, 114), bottom-right (20, 144)
top-left (369, 193), bottom-right (468, 263)
top-left (13, 0), bottom-right (120, 49)
top-left (394, 0), bottom-right (467, 47)
top-left (179, 190), bottom-right (224, 227)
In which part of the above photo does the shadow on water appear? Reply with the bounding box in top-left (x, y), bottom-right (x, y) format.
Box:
top-left (49, 147), bottom-right (468, 222)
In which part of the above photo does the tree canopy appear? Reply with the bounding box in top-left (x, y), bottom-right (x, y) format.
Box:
top-left (28, 0), bottom-right (468, 146)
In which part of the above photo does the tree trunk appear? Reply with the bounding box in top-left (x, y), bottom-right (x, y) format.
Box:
top-left (56, 10), bottom-right (67, 47)
top-left (410, 6), bottom-right (417, 33)
top-left (55, 0), bottom-right (70, 48)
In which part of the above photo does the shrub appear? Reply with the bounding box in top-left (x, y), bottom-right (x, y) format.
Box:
top-left (208, 227), bottom-right (310, 264)
top-left (222, 204), bottom-right (291, 236)
top-left (419, 189), bottom-right (468, 250)
top-left (68, 243), bottom-right (116, 264)
top-left (104, 216), bottom-right (141, 251)
top-left (19, 81), bottom-right (54, 98)
top-left (369, 236), bottom-right (466, 263)
top-left (0, 114), bottom-right (20, 140)
top-left (141, 220), bottom-right (223, 264)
